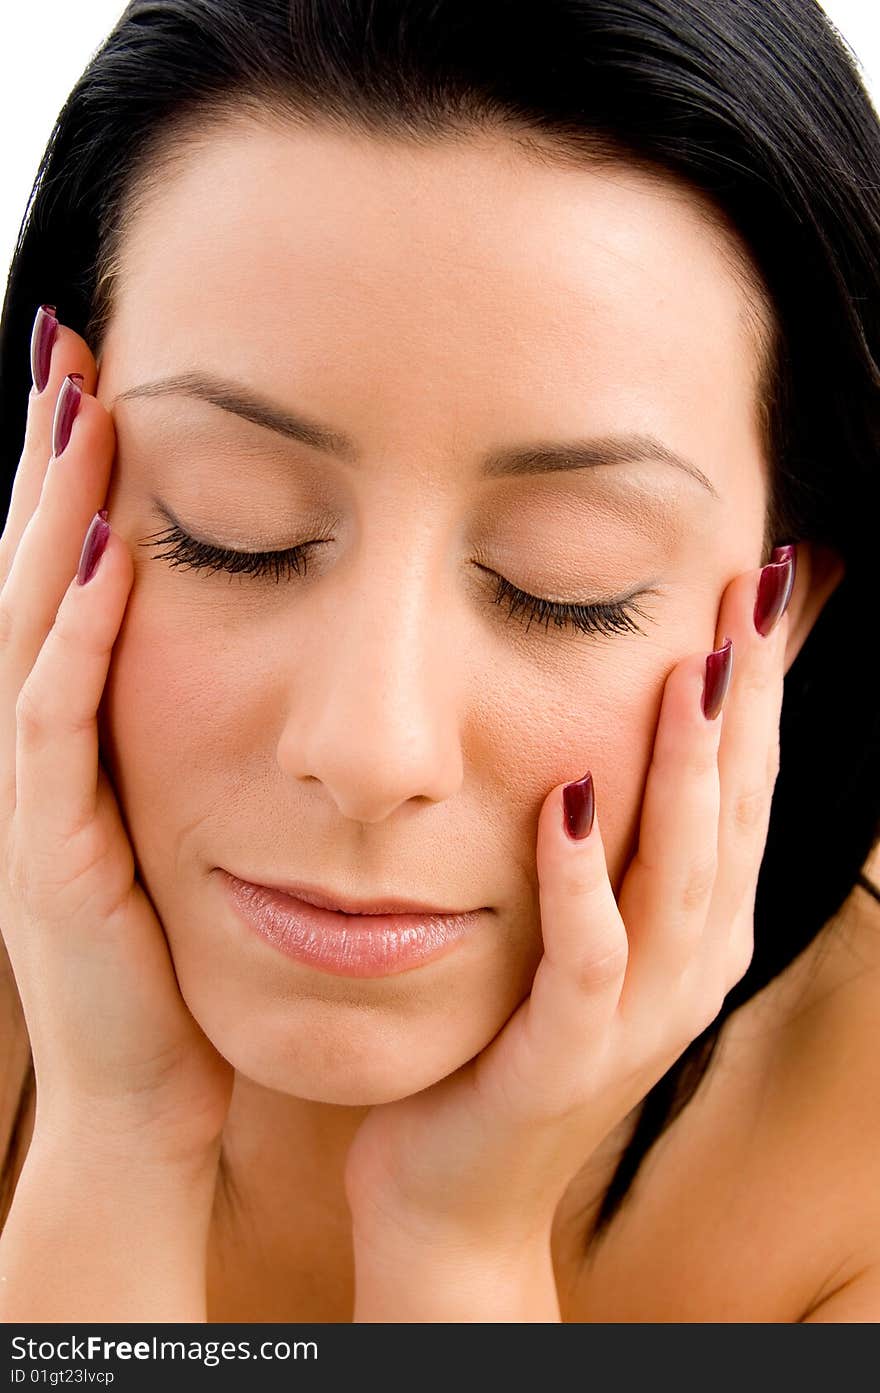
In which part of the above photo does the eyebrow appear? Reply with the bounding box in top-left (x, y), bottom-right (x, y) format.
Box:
top-left (112, 371), bottom-right (719, 498)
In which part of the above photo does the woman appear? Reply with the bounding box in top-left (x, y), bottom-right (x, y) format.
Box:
top-left (0, 0), bottom-right (878, 1323)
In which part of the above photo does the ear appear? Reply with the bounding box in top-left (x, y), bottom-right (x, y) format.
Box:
top-left (782, 541), bottom-right (845, 674)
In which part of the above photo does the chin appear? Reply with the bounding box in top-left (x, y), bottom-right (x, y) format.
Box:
top-left (221, 1043), bottom-right (467, 1106)
top-left (187, 991), bottom-right (490, 1105)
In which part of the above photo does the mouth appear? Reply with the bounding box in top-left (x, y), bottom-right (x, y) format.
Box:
top-left (218, 870), bottom-right (488, 978)
top-left (233, 875), bottom-right (478, 917)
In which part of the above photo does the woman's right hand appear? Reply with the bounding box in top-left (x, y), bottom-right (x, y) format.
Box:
top-left (0, 305), bottom-right (234, 1176)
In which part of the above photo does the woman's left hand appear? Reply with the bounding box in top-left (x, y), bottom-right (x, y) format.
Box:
top-left (343, 550), bottom-right (795, 1317)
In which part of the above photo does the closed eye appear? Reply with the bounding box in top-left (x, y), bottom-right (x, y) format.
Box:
top-left (141, 521), bottom-right (318, 583)
top-left (141, 522), bottom-right (656, 639)
top-left (482, 569), bottom-right (656, 638)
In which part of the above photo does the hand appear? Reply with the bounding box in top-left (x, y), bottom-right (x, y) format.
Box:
top-left (344, 550), bottom-right (794, 1262)
top-left (0, 306), bottom-right (234, 1176)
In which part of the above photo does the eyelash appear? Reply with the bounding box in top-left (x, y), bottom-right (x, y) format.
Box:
top-left (141, 523), bottom-right (653, 639)
top-left (487, 572), bottom-right (652, 638)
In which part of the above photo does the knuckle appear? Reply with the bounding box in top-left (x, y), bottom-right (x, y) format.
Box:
top-left (54, 601), bottom-right (107, 666)
top-left (678, 740), bottom-right (718, 781)
top-left (679, 853), bottom-right (717, 912)
top-left (572, 934), bottom-right (628, 993)
top-left (0, 593), bottom-right (15, 651)
top-left (689, 753), bottom-right (718, 788)
top-left (730, 785), bottom-right (770, 837)
top-left (561, 867), bottom-right (604, 905)
top-left (15, 681), bottom-right (48, 746)
top-left (51, 601), bottom-right (84, 650)
top-left (738, 659), bottom-right (773, 700)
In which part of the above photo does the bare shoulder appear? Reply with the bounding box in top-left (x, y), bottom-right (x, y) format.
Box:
top-left (739, 865), bottom-right (880, 1318)
top-left (783, 867), bottom-right (880, 1075)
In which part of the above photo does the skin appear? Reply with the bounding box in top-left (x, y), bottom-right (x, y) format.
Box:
top-left (1, 117), bottom-right (849, 1317)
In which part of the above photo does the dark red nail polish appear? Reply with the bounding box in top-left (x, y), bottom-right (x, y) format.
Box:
top-left (702, 637), bottom-right (733, 720)
top-left (754, 545), bottom-right (796, 637)
top-left (76, 510), bottom-right (110, 586)
top-left (30, 304), bottom-right (58, 394)
top-left (563, 770), bottom-right (595, 840)
top-left (52, 373), bottom-right (84, 458)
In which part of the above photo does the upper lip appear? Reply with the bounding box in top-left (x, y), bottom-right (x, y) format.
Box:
top-left (228, 872), bottom-right (476, 917)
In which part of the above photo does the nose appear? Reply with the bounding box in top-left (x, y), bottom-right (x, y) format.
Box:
top-left (275, 551), bottom-right (466, 824)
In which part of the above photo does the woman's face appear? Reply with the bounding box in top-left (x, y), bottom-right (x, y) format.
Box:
top-left (95, 119), bottom-right (770, 1104)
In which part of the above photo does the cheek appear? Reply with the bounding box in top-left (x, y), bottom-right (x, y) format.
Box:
top-left (479, 646), bottom-right (666, 902)
top-left (98, 588), bottom-right (250, 869)
top-left (587, 681), bottom-right (662, 894)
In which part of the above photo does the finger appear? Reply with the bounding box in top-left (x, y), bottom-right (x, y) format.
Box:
top-left (704, 547), bottom-right (794, 980)
top-left (521, 777), bottom-right (628, 1084)
top-left (0, 381), bottom-right (115, 820)
top-left (14, 513), bottom-right (133, 844)
top-left (614, 642), bottom-right (728, 1023)
top-left (0, 307), bottom-right (98, 577)
top-left (0, 380), bottom-right (116, 658)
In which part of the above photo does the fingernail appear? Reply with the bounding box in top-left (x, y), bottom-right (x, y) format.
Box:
top-left (562, 770), bottom-right (595, 840)
top-left (754, 545), bottom-right (796, 637)
top-left (52, 373), bottom-right (84, 458)
top-left (30, 304), bottom-right (58, 394)
top-left (702, 637), bottom-right (733, 720)
top-left (76, 510), bottom-right (110, 586)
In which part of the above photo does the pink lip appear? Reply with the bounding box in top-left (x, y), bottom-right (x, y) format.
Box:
top-left (219, 871), bottom-right (485, 978)
top-left (243, 877), bottom-right (470, 917)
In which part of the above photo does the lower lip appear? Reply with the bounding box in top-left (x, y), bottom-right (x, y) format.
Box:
top-left (220, 871), bottom-right (484, 978)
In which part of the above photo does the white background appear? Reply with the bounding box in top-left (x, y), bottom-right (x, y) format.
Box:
top-left (0, 2), bottom-right (878, 285)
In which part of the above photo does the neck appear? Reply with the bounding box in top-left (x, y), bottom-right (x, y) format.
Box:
top-left (206, 1072), bottom-right (371, 1321)
top-left (219, 1070), bottom-right (372, 1204)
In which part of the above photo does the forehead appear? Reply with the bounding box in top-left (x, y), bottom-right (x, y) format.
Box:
top-left (102, 119), bottom-right (768, 487)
